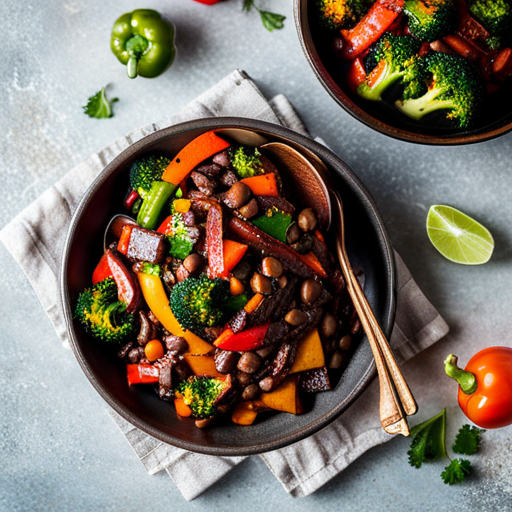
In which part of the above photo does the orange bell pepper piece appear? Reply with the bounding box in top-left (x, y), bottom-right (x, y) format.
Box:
top-left (161, 131), bottom-right (230, 186)
top-left (240, 173), bottom-right (279, 196)
top-left (221, 239), bottom-right (248, 278)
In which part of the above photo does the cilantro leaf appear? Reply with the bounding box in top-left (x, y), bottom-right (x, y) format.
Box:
top-left (258, 10), bottom-right (286, 31)
top-left (452, 424), bottom-right (485, 455)
top-left (242, 0), bottom-right (254, 11)
top-left (83, 87), bottom-right (118, 119)
top-left (441, 459), bottom-right (472, 485)
top-left (408, 409), bottom-right (447, 468)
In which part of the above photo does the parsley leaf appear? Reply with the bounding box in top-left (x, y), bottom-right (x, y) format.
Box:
top-left (258, 10), bottom-right (286, 31)
top-left (452, 425), bottom-right (485, 455)
top-left (408, 409), bottom-right (447, 468)
top-left (441, 459), bottom-right (472, 485)
top-left (83, 87), bottom-right (118, 119)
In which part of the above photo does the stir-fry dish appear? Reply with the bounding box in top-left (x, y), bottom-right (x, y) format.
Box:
top-left (318, 0), bottom-right (512, 129)
top-left (74, 131), bottom-right (360, 428)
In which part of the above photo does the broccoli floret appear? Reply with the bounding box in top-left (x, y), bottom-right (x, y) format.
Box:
top-left (74, 278), bottom-right (135, 344)
top-left (229, 146), bottom-right (265, 179)
top-left (395, 52), bottom-right (485, 129)
top-left (166, 212), bottom-right (195, 260)
top-left (316, 0), bottom-right (374, 29)
top-left (404, 0), bottom-right (456, 42)
top-left (468, 0), bottom-right (512, 49)
top-left (177, 376), bottom-right (227, 419)
top-left (357, 34), bottom-right (422, 101)
top-left (169, 275), bottom-right (230, 336)
top-left (129, 153), bottom-right (171, 199)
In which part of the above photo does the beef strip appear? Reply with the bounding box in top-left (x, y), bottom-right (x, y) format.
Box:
top-left (255, 195), bottom-right (295, 215)
top-left (158, 364), bottom-right (174, 401)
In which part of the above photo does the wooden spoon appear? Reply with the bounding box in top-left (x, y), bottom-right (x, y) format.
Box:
top-left (263, 141), bottom-right (417, 435)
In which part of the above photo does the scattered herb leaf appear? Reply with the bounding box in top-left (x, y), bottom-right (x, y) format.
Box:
top-left (83, 87), bottom-right (118, 119)
top-left (441, 459), bottom-right (472, 485)
top-left (408, 409), bottom-right (447, 468)
top-left (452, 425), bottom-right (485, 455)
top-left (241, 0), bottom-right (285, 31)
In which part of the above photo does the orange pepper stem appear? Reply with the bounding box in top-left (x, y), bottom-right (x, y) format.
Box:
top-left (444, 354), bottom-right (477, 395)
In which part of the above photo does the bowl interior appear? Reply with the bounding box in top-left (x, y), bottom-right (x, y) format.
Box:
top-left (295, 0), bottom-right (512, 145)
top-left (61, 118), bottom-right (396, 456)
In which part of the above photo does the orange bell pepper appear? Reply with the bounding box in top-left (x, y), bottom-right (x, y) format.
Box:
top-left (161, 131), bottom-right (230, 186)
top-left (241, 173), bottom-right (279, 196)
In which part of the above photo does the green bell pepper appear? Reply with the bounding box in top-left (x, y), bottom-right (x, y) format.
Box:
top-left (111, 9), bottom-right (176, 79)
top-left (137, 181), bottom-right (177, 229)
top-left (252, 209), bottom-right (293, 243)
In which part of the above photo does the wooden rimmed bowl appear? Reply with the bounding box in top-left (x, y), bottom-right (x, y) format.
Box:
top-left (294, 0), bottom-right (512, 145)
top-left (61, 117), bottom-right (396, 456)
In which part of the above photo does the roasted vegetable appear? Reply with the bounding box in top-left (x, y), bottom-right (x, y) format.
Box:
top-left (229, 146), bottom-right (265, 179)
top-left (403, 0), bottom-right (457, 42)
top-left (395, 52), bottom-right (484, 129)
top-left (468, 0), bottom-right (512, 49)
top-left (177, 376), bottom-right (227, 418)
top-left (169, 275), bottom-right (230, 336)
top-left (317, 0), bottom-right (375, 29)
top-left (159, 212), bottom-right (195, 260)
top-left (130, 153), bottom-right (171, 199)
top-left (357, 33), bottom-right (421, 101)
top-left (74, 278), bottom-right (135, 344)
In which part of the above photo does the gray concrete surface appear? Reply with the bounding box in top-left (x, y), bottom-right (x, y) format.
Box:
top-left (1, 0), bottom-right (511, 510)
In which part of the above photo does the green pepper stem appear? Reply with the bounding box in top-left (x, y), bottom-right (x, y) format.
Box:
top-left (444, 354), bottom-right (477, 395)
top-left (127, 55), bottom-right (139, 79)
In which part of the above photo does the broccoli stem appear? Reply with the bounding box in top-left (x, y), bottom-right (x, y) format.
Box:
top-left (395, 86), bottom-right (455, 120)
top-left (358, 67), bottom-right (403, 101)
top-left (444, 354), bottom-right (478, 395)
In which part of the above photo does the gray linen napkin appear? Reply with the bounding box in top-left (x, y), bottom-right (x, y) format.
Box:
top-left (0, 69), bottom-right (449, 501)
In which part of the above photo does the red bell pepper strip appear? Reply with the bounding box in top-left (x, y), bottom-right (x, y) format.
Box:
top-left (92, 253), bottom-right (113, 285)
top-left (106, 250), bottom-right (142, 313)
top-left (117, 225), bottom-right (133, 255)
top-left (341, 0), bottom-right (404, 59)
top-left (124, 190), bottom-right (139, 211)
top-left (214, 322), bottom-right (270, 351)
top-left (127, 364), bottom-right (159, 385)
top-left (303, 252), bottom-right (328, 279)
top-left (206, 203), bottom-right (224, 278)
top-left (346, 57), bottom-right (367, 93)
top-left (192, 0), bottom-right (224, 4)
top-left (157, 216), bottom-right (173, 235)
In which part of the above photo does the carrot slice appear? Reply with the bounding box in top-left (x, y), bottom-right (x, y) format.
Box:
top-left (222, 239), bottom-right (248, 278)
top-left (244, 293), bottom-right (264, 314)
top-left (162, 131), bottom-right (230, 186)
top-left (303, 252), bottom-right (328, 279)
top-left (341, 0), bottom-right (404, 59)
top-left (117, 225), bottom-right (133, 255)
top-left (174, 397), bottom-right (193, 417)
top-left (241, 173), bottom-right (278, 196)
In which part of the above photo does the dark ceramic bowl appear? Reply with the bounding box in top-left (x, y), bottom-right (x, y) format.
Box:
top-left (295, 0), bottom-right (512, 145)
top-left (61, 117), bottom-right (396, 456)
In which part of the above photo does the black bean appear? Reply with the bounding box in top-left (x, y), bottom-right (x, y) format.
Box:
top-left (329, 351), bottom-right (345, 369)
top-left (237, 352), bottom-right (261, 374)
top-left (321, 313), bottom-right (338, 338)
top-left (339, 334), bottom-right (352, 351)
top-left (300, 280), bottom-right (323, 306)
top-left (242, 384), bottom-right (260, 401)
top-left (232, 260), bottom-right (252, 280)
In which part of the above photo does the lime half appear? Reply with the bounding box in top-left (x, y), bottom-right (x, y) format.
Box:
top-left (426, 205), bottom-right (494, 265)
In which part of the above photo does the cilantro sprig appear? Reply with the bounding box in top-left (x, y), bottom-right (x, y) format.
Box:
top-left (83, 87), bottom-right (118, 119)
top-left (242, 0), bottom-right (286, 31)
top-left (408, 409), bottom-right (484, 485)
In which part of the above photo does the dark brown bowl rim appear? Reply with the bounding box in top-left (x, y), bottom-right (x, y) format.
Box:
top-left (60, 117), bottom-right (396, 456)
top-left (294, 0), bottom-right (512, 146)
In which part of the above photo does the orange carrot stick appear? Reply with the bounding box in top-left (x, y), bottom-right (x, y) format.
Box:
top-left (162, 131), bottom-right (230, 186)
top-left (222, 239), bottom-right (248, 278)
top-left (302, 252), bottom-right (328, 279)
top-left (341, 0), bottom-right (404, 59)
top-left (241, 173), bottom-right (278, 196)
top-left (244, 293), bottom-right (264, 314)
top-left (117, 225), bottom-right (133, 255)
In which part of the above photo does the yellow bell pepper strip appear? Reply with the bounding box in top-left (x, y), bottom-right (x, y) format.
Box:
top-left (161, 131), bottom-right (230, 186)
top-left (136, 272), bottom-right (213, 354)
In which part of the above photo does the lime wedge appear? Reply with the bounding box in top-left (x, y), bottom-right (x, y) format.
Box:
top-left (426, 205), bottom-right (494, 265)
